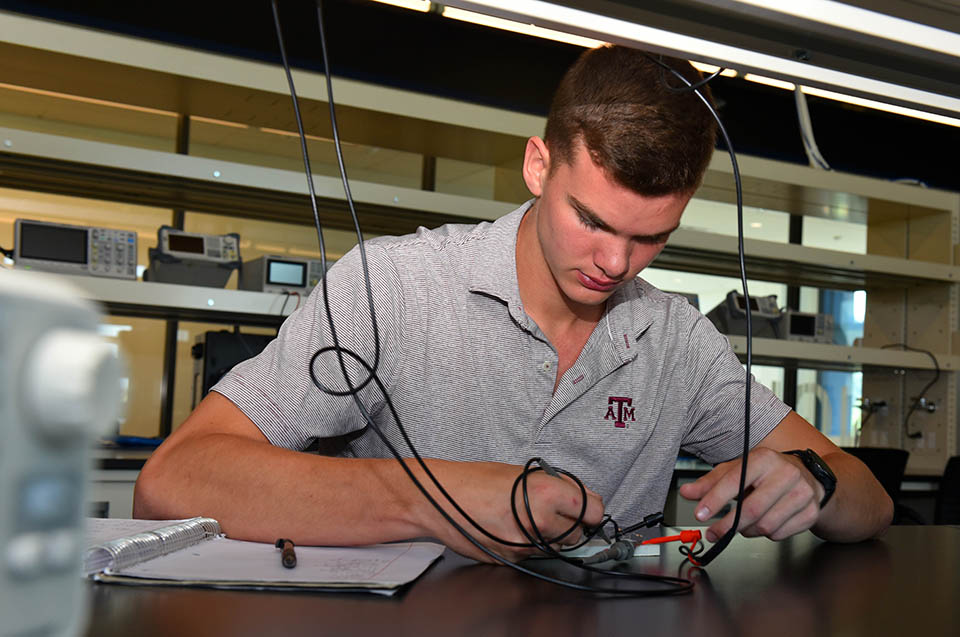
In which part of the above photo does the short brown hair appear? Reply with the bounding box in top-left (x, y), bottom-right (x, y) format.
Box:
top-left (544, 45), bottom-right (717, 196)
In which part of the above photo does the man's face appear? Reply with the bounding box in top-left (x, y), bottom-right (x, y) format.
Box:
top-left (523, 138), bottom-right (691, 309)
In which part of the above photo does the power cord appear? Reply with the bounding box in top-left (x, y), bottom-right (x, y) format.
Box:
top-left (794, 87), bottom-right (831, 171)
top-left (649, 53), bottom-right (752, 568)
top-left (271, 0), bottom-right (746, 592)
top-left (279, 290), bottom-right (301, 315)
top-left (881, 343), bottom-right (940, 440)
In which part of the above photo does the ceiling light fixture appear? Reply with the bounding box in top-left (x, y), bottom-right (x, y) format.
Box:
top-left (372, 1), bottom-right (960, 128)
top-left (732, 0), bottom-right (960, 58)
top-left (439, 0), bottom-right (960, 119)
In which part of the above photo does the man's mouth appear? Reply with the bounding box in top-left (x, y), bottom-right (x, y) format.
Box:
top-left (578, 271), bottom-right (620, 291)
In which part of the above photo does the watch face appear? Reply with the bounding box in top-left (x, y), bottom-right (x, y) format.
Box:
top-left (786, 449), bottom-right (836, 507)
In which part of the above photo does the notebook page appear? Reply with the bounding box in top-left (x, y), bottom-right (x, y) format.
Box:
top-left (113, 537), bottom-right (445, 589)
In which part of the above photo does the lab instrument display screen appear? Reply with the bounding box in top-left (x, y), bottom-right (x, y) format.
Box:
top-left (19, 223), bottom-right (87, 264)
top-left (267, 260), bottom-right (307, 287)
top-left (734, 295), bottom-right (760, 312)
top-left (789, 314), bottom-right (817, 336)
top-left (168, 234), bottom-right (205, 254)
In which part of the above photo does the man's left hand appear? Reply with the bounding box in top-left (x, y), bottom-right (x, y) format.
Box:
top-left (678, 447), bottom-right (824, 542)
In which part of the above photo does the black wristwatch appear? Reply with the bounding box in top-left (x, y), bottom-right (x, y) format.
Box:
top-left (783, 449), bottom-right (837, 509)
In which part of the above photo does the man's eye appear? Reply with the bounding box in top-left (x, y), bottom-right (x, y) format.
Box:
top-left (578, 214), bottom-right (600, 229)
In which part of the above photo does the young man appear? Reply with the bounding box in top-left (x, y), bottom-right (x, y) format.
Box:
top-left (135, 46), bottom-right (892, 563)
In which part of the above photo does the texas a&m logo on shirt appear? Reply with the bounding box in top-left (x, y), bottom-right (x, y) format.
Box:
top-left (605, 396), bottom-right (636, 428)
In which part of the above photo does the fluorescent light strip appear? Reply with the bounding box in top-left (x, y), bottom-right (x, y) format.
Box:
top-left (442, 0), bottom-right (960, 118)
top-left (442, 6), bottom-right (604, 48)
top-left (370, 0), bottom-right (431, 12)
top-left (733, 0), bottom-right (960, 58)
top-left (742, 73), bottom-right (795, 91)
top-left (741, 75), bottom-right (960, 128)
top-left (800, 86), bottom-right (960, 129)
top-left (690, 62), bottom-right (738, 78)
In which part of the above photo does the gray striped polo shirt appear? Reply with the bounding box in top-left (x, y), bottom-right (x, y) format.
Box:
top-left (214, 201), bottom-right (790, 523)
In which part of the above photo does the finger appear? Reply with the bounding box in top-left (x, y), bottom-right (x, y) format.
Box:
top-left (555, 524), bottom-right (585, 547)
top-left (739, 486), bottom-right (809, 538)
top-left (693, 453), bottom-right (777, 523)
top-left (678, 462), bottom-right (733, 500)
top-left (704, 507), bottom-right (735, 543)
top-left (767, 501), bottom-right (820, 541)
top-left (552, 483), bottom-right (605, 527)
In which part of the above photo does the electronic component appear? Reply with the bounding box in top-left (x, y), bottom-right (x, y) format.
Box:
top-left (13, 218), bottom-right (137, 280)
top-left (782, 310), bottom-right (834, 344)
top-left (239, 255), bottom-right (326, 295)
top-left (144, 226), bottom-right (241, 288)
top-left (191, 330), bottom-right (274, 406)
top-left (706, 290), bottom-right (782, 338)
top-left (1, 271), bottom-right (123, 636)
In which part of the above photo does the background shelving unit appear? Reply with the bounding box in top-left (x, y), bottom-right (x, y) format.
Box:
top-left (1, 9), bottom-right (958, 475)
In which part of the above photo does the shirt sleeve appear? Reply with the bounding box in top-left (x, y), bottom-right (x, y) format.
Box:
top-left (679, 306), bottom-right (791, 465)
top-left (211, 242), bottom-right (406, 451)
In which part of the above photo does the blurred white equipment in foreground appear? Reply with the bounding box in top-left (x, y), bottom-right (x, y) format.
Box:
top-left (0, 270), bottom-right (122, 636)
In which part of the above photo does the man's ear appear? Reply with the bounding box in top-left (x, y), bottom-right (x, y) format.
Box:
top-left (522, 137), bottom-right (550, 197)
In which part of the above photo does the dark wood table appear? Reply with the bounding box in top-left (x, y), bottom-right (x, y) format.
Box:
top-left (83, 526), bottom-right (960, 637)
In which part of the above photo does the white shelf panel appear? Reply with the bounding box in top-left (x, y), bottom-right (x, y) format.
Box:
top-left (662, 228), bottom-right (960, 286)
top-left (65, 275), bottom-right (295, 325)
top-left (727, 336), bottom-right (958, 371)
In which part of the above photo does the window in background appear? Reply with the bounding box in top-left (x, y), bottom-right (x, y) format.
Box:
top-left (751, 365), bottom-right (785, 401)
top-left (796, 368), bottom-right (863, 446)
top-left (640, 267), bottom-right (788, 319)
top-left (97, 317), bottom-right (166, 438)
top-left (681, 199), bottom-right (791, 242)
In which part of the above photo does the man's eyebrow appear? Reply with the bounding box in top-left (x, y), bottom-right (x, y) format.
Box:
top-left (568, 195), bottom-right (611, 230)
top-left (568, 194), bottom-right (680, 240)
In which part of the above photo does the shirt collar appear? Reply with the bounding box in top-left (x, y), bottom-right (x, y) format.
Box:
top-left (466, 200), bottom-right (532, 318)
top-left (605, 278), bottom-right (657, 361)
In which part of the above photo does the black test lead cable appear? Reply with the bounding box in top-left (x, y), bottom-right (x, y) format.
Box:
top-left (271, 0), bottom-right (741, 592)
top-left (645, 54), bottom-right (753, 566)
top-left (272, 0), bottom-right (692, 596)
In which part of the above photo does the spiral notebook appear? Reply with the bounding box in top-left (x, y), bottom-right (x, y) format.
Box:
top-left (84, 517), bottom-right (444, 596)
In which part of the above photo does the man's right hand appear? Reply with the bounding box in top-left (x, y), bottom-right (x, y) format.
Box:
top-left (404, 459), bottom-right (605, 563)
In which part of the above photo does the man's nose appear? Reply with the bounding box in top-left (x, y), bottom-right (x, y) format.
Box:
top-left (595, 239), bottom-right (631, 280)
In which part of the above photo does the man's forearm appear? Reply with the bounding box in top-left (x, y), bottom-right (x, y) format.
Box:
top-left (812, 451), bottom-right (893, 542)
top-left (135, 434), bottom-right (429, 546)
